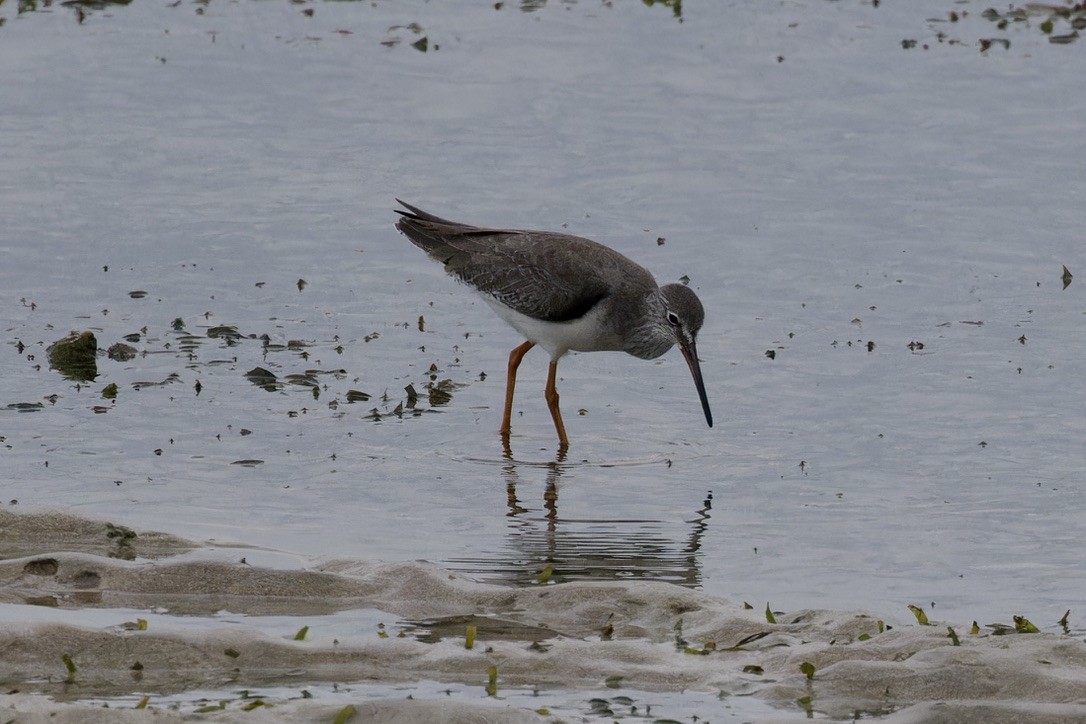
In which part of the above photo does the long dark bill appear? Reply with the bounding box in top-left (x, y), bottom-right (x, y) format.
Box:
top-left (678, 335), bottom-right (713, 428)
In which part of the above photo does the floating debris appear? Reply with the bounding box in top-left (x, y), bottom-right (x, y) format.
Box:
top-left (231, 459), bottom-right (265, 467)
top-left (245, 367), bottom-right (279, 391)
top-left (108, 342), bottom-right (138, 361)
top-left (643, 0), bottom-right (682, 20)
top-left (207, 325), bottom-right (242, 341)
top-left (47, 331), bottom-right (98, 382)
top-left (981, 3), bottom-right (1085, 43)
top-left (132, 373), bottom-right (182, 390)
top-left (427, 379), bottom-right (455, 406)
top-left (284, 372), bottom-right (319, 387)
top-left (978, 38), bottom-right (1011, 51)
top-left (6, 402), bottom-right (44, 412)
top-left (1049, 30), bottom-right (1080, 44)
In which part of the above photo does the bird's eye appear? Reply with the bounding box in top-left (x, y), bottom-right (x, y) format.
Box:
top-left (666, 311), bottom-right (680, 327)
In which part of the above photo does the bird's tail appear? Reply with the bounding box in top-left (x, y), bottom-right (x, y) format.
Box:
top-left (394, 200), bottom-right (492, 262)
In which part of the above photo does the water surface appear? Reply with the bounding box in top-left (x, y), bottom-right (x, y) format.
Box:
top-left (2, 0), bottom-right (1083, 637)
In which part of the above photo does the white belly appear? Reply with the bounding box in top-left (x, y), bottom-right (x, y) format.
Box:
top-left (482, 295), bottom-right (619, 359)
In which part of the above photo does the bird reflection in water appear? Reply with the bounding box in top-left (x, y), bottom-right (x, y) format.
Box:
top-left (448, 441), bottom-right (714, 589)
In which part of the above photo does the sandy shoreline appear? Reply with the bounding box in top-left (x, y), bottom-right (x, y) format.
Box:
top-left (1, 509), bottom-right (1084, 722)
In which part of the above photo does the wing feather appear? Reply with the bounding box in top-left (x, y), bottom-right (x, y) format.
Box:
top-left (397, 202), bottom-right (635, 323)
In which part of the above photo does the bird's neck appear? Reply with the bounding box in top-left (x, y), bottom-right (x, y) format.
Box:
top-left (622, 291), bottom-right (673, 360)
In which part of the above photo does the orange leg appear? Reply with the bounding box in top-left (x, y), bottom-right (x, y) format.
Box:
top-left (545, 359), bottom-right (569, 448)
top-left (501, 341), bottom-right (535, 438)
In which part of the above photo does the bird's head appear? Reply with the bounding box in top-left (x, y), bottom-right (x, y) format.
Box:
top-left (659, 283), bottom-right (713, 429)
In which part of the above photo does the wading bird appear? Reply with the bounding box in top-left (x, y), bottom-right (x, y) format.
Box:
top-left (396, 201), bottom-right (712, 448)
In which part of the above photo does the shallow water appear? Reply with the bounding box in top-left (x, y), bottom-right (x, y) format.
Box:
top-left (2, 0), bottom-right (1084, 677)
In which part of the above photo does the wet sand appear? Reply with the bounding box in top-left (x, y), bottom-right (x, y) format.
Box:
top-left (1, 509), bottom-right (1084, 722)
